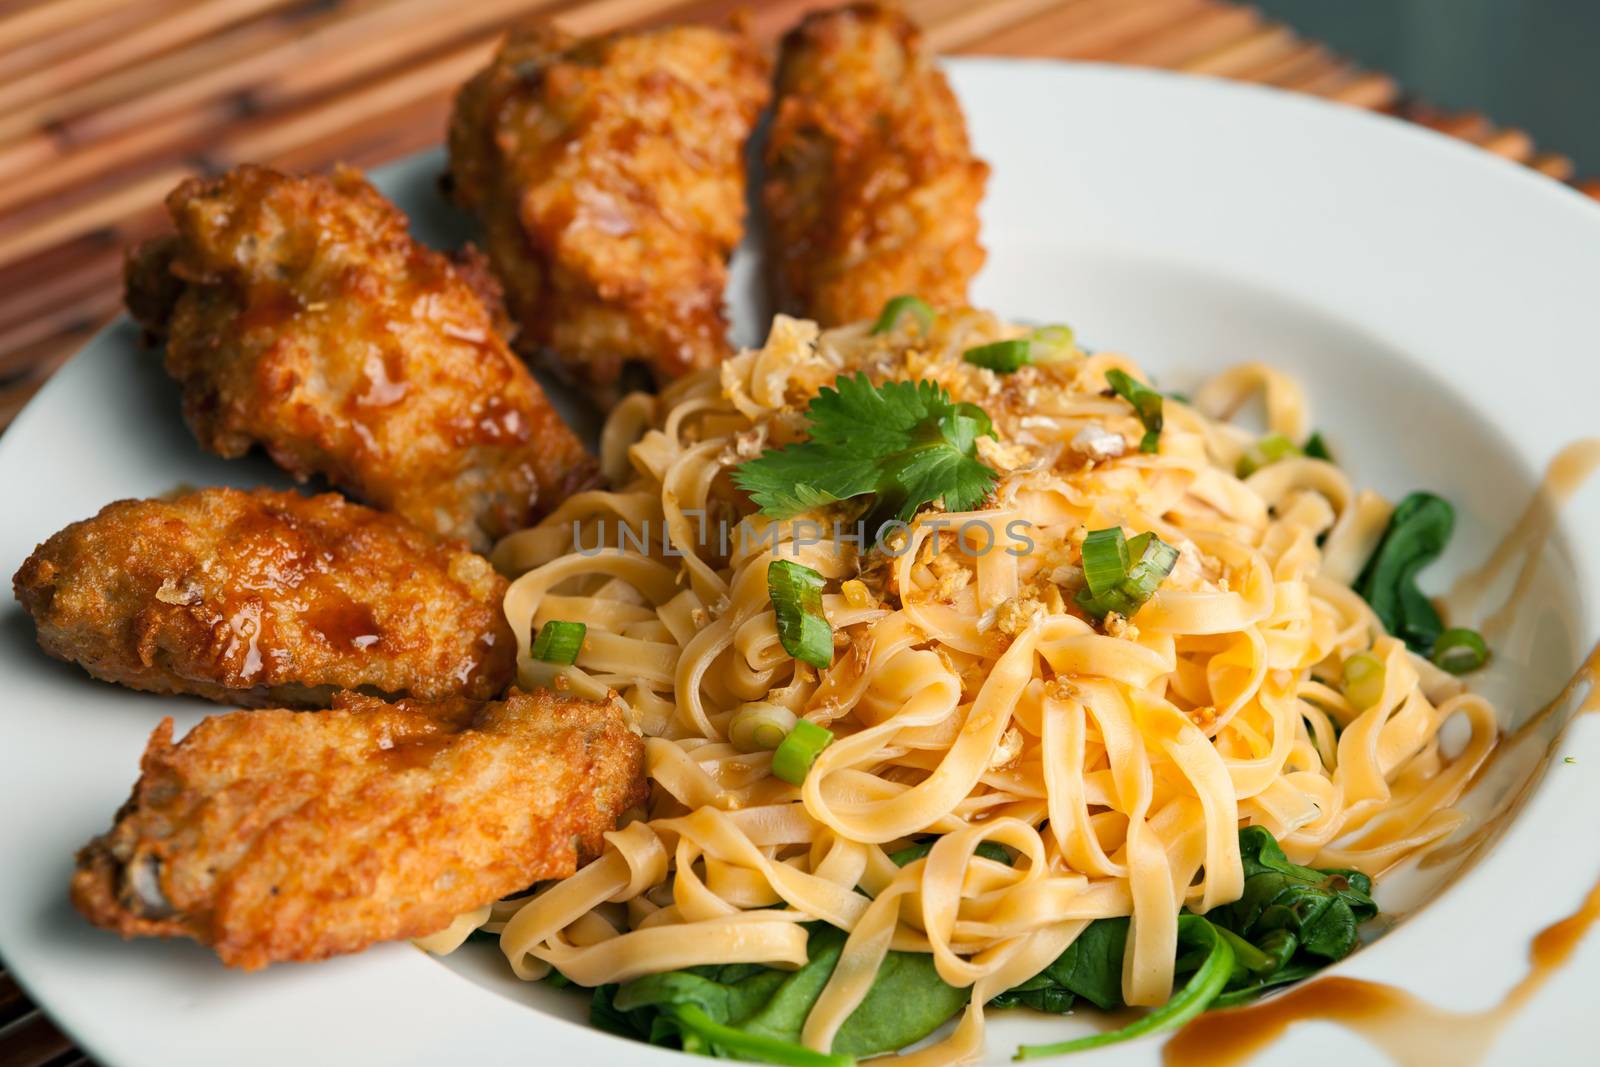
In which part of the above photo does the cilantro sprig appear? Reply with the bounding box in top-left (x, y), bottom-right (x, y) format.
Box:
top-left (731, 373), bottom-right (999, 528)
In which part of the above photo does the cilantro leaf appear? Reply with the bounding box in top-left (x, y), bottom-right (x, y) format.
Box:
top-left (732, 374), bottom-right (999, 528)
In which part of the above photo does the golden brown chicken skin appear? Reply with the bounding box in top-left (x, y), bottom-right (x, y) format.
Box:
top-left (448, 21), bottom-right (770, 392)
top-left (72, 689), bottom-right (647, 969)
top-left (764, 3), bottom-right (989, 327)
top-left (12, 487), bottom-right (513, 707)
top-left (124, 165), bottom-right (596, 549)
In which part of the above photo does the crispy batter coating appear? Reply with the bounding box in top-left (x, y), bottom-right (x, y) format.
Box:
top-left (124, 165), bottom-right (597, 549)
top-left (448, 21), bottom-right (770, 392)
top-left (13, 487), bottom-right (513, 706)
top-left (72, 689), bottom-right (646, 969)
top-left (765, 3), bottom-right (989, 327)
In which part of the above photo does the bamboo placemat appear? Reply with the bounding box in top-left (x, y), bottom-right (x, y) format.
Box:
top-left (0, 1), bottom-right (1595, 1062)
top-left (0, 0), bottom-right (1594, 439)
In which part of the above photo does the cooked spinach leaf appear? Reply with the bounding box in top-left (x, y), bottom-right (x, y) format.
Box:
top-left (603, 924), bottom-right (968, 1064)
top-left (1015, 915), bottom-right (1234, 1058)
top-left (590, 829), bottom-right (1378, 1064)
top-left (1211, 825), bottom-right (1376, 966)
top-left (887, 838), bottom-right (1012, 867)
top-left (988, 916), bottom-right (1127, 1014)
top-left (1354, 491), bottom-right (1455, 653)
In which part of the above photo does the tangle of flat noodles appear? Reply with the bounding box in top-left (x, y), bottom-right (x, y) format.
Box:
top-left (469, 310), bottom-right (1497, 1063)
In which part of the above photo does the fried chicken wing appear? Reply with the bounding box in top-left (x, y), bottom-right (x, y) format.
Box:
top-left (448, 21), bottom-right (770, 392)
top-left (72, 689), bottom-right (646, 969)
top-left (764, 3), bottom-right (989, 326)
top-left (124, 165), bottom-right (596, 549)
top-left (13, 487), bottom-right (513, 706)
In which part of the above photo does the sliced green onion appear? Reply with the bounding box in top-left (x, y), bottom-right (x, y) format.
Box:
top-left (1304, 431), bottom-right (1334, 462)
top-left (530, 620), bottom-right (586, 664)
top-left (771, 719), bottom-right (833, 785)
top-left (1237, 433), bottom-right (1302, 478)
top-left (963, 326), bottom-right (1078, 374)
top-left (729, 701), bottom-right (798, 752)
top-left (1027, 324), bottom-right (1077, 362)
top-left (768, 559), bottom-right (833, 669)
top-left (1431, 627), bottom-right (1489, 674)
top-left (963, 339), bottom-right (1033, 373)
top-left (870, 294), bottom-right (935, 335)
top-left (1123, 532), bottom-right (1179, 596)
top-left (1341, 651), bottom-right (1386, 710)
top-left (1075, 530), bottom-right (1179, 619)
top-left (1080, 526), bottom-right (1131, 595)
top-left (1104, 369), bottom-right (1164, 453)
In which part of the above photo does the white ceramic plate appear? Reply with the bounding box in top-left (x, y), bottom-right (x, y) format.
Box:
top-left (3, 59), bottom-right (1599, 1067)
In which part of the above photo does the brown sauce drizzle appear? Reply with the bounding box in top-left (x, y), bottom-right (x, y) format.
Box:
top-left (1164, 642), bottom-right (1600, 1066)
top-left (1164, 872), bottom-right (1600, 1067)
top-left (1420, 643), bottom-right (1600, 871)
top-left (1444, 438), bottom-right (1600, 637)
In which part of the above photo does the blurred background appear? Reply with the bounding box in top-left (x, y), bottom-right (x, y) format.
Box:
top-left (1259, 0), bottom-right (1600, 172)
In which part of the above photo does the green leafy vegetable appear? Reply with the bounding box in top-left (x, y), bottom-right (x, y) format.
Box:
top-left (1210, 826), bottom-right (1375, 967)
top-left (530, 620), bottom-right (586, 664)
top-left (592, 830), bottom-right (1378, 1065)
top-left (1431, 626), bottom-right (1489, 674)
top-left (1303, 431), bottom-right (1334, 463)
top-left (989, 917), bottom-right (1128, 1015)
top-left (1074, 529), bottom-right (1179, 620)
top-left (1014, 915), bottom-right (1234, 1059)
top-left (771, 719), bottom-right (834, 785)
top-left (888, 839), bottom-right (1013, 868)
top-left (1354, 492), bottom-right (1455, 653)
top-left (870, 295), bottom-right (935, 336)
top-left (602, 925), bottom-right (968, 1064)
top-left (731, 374), bottom-right (999, 531)
top-left (768, 560), bottom-right (833, 669)
top-left (1103, 369), bottom-right (1164, 453)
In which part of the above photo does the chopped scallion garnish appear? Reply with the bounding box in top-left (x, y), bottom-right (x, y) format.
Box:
top-left (729, 702), bottom-right (799, 752)
top-left (962, 326), bottom-right (1077, 374)
top-left (1027, 324), bottom-right (1076, 361)
top-left (1431, 627), bottom-right (1489, 674)
top-left (771, 719), bottom-right (833, 785)
top-left (1080, 526), bottom-right (1132, 596)
top-left (1237, 433), bottom-right (1301, 478)
top-left (870, 294), bottom-right (935, 335)
top-left (1074, 528), bottom-right (1179, 620)
top-left (962, 339), bottom-right (1033, 373)
top-left (1104, 369), bottom-right (1163, 453)
top-left (530, 619), bottom-right (586, 664)
top-left (768, 559), bottom-right (833, 669)
top-left (1341, 651), bottom-right (1386, 710)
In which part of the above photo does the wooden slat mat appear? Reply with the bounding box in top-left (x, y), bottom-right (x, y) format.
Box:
top-left (0, 0), bottom-right (1594, 436)
top-left (0, 1), bottom-right (1594, 1061)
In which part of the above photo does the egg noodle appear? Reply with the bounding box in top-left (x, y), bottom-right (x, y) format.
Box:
top-left (463, 309), bottom-right (1498, 1063)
